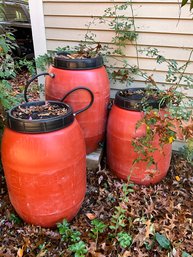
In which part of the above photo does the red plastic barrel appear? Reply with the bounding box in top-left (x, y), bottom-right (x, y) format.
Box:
top-left (1, 101), bottom-right (88, 227)
top-left (45, 55), bottom-right (110, 154)
top-left (107, 88), bottom-right (172, 185)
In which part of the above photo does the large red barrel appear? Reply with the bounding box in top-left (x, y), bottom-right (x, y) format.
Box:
top-left (1, 101), bottom-right (87, 227)
top-left (45, 55), bottom-right (110, 154)
top-left (107, 88), bottom-right (172, 185)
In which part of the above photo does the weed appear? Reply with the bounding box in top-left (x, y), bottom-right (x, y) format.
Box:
top-left (35, 53), bottom-right (54, 71)
top-left (9, 213), bottom-right (22, 224)
top-left (57, 219), bottom-right (81, 242)
top-left (110, 205), bottom-right (127, 231)
top-left (100, 2), bottom-right (138, 56)
top-left (17, 59), bottom-right (36, 75)
top-left (117, 231), bottom-right (132, 248)
top-left (0, 31), bottom-right (16, 79)
top-left (57, 219), bottom-right (71, 241)
top-left (57, 219), bottom-right (87, 256)
top-left (68, 241), bottom-right (87, 257)
top-left (90, 219), bottom-right (106, 246)
top-left (110, 183), bottom-right (134, 232)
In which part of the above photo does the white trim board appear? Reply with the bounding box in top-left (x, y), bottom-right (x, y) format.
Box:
top-left (29, 0), bottom-right (48, 99)
top-left (29, 0), bottom-right (47, 58)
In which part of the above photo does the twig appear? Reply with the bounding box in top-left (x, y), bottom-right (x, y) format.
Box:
top-left (129, 0), bottom-right (140, 68)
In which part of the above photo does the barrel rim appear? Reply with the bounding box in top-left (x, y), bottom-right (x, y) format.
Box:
top-left (53, 53), bottom-right (104, 70)
top-left (114, 87), bottom-right (166, 111)
top-left (6, 101), bottom-right (74, 133)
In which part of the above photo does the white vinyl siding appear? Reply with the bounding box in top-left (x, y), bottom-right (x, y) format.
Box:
top-left (42, 0), bottom-right (193, 97)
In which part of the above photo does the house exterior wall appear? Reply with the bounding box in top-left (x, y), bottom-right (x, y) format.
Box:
top-left (40, 0), bottom-right (193, 97)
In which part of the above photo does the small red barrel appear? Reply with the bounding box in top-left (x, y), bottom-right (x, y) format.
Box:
top-left (1, 100), bottom-right (90, 227)
top-left (107, 88), bottom-right (172, 185)
top-left (45, 55), bottom-right (110, 154)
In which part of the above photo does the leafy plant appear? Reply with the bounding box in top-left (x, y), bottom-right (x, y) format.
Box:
top-left (0, 80), bottom-right (21, 140)
top-left (132, 108), bottom-right (176, 166)
top-left (0, 80), bottom-right (19, 110)
top-left (35, 53), bottom-right (54, 71)
top-left (9, 213), bottom-right (22, 224)
top-left (116, 47), bottom-right (193, 167)
top-left (57, 219), bottom-right (81, 242)
top-left (68, 241), bottom-right (87, 257)
top-left (110, 206), bottom-right (127, 231)
top-left (90, 219), bottom-right (106, 246)
top-left (0, 30), bottom-right (17, 79)
top-left (117, 231), bottom-right (132, 248)
top-left (17, 58), bottom-right (36, 76)
top-left (57, 219), bottom-right (71, 240)
top-left (0, 28), bottom-right (22, 128)
top-left (110, 183), bottom-right (134, 231)
top-left (57, 219), bottom-right (87, 256)
top-left (99, 2), bottom-right (138, 55)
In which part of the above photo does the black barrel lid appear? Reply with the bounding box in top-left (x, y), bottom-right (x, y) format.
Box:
top-left (114, 88), bottom-right (166, 111)
top-left (6, 101), bottom-right (74, 133)
top-left (53, 52), bottom-right (104, 70)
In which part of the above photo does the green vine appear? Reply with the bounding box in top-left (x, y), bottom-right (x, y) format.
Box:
top-left (26, 1), bottom-right (193, 165)
top-left (181, 0), bottom-right (193, 10)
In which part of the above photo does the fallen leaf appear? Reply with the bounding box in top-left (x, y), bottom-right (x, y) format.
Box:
top-left (145, 220), bottom-right (151, 239)
top-left (37, 250), bottom-right (47, 257)
top-left (88, 242), bottom-right (106, 257)
top-left (86, 212), bottom-right (96, 220)
top-left (122, 250), bottom-right (131, 257)
top-left (17, 248), bottom-right (23, 257)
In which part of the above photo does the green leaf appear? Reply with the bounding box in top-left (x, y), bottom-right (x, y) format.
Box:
top-left (71, 230), bottom-right (81, 243)
top-left (117, 232), bottom-right (132, 248)
top-left (182, 252), bottom-right (192, 257)
top-left (0, 39), bottom-right (9, 53)
top-left (6, 33), bottom-right (15, 41)
top-left (57, 219), bottom-right (70, 236)
top-left (91, 219), bottom-right (106, 234)
top-left (181, 0), bottom-right (193, 10)
top-left (155, 233), bottom-right (171, 249)
top-left (181, 0), bottom-right (189, 7)
top-left (190, 0), bottom-right (193, 9)
top-left (10, 213), bottom-right (22, 224)
top-left (68, 241), bottom-right (87, 257)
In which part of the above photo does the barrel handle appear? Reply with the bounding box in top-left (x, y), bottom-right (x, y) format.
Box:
top-left (61, 87), bottom-right (94, 116)
top-left (24, 72), bottom-right (55, 102)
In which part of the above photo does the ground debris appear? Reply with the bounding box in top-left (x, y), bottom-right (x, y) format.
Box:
top-left (0, 154), bottom-right (193, 256)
